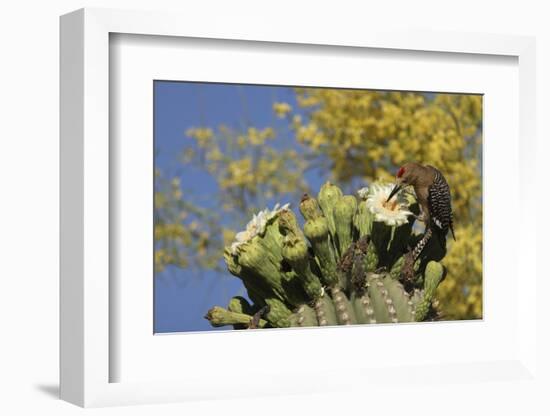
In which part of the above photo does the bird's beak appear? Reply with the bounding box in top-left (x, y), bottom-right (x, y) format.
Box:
top-left (386, 184), bottom-right (402, 202)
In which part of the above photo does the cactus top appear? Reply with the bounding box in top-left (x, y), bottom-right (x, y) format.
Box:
top-left (230, 203), bottom-right (290, 255)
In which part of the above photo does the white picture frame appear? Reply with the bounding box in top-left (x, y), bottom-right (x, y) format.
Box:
top-left (60, 7), bottom-right (538, 408)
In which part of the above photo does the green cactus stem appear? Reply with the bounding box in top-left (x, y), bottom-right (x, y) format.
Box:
top-left (350, 274), bottom-right (415, 324)
top-left (290, 304), bottom-right (318, 327)
top-left (389, 256), bottom-right (405, 280)
top-left (224, 248), bottom-right (242, 277)
top-left (265, 298), bottom-right (293, 328)
top-left (365, 242), bottom-right (379, 272)
top-left (333, 195), bottom-right (357, 257)
top-left (303, 216), bottom-right (339, 287)
top-left (350, 292), bottom-right (376, 324)
top-left (279, 209), bottom-right (324, 300)
top-left (313, 295), bottom-right (339, 326)
top-left (205, 306), bottom-right (268, 328)
top-left (415, 261), bottom-right (445, 321)
top-left (282, 235), bottom-right (324, 300)
top-left (225, 248), bottom-right (275, 305)
top-left (382, 276), bottom-right (416, 322)
top-left (331, 286), bottom-right (357, 325)
top-left (279, 269), bottom-right (310, 307)
top-left (237, 241), bottom-right (287, 300)
top-left (229, 258), bottom-right (282, 305)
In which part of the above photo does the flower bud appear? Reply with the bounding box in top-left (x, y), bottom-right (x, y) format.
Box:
top-left (303, 217), bottom-right (329, 242)
top-left (318, 181), bottom-right (343, 235)
top-left (278, 209), bottom-right (302, 237)
top-left (228, 296), bottom-right (254, 315)
top-left (299, 193), bottom-right (323, 221)
top-left (205, 306), bottom-right (266, 328)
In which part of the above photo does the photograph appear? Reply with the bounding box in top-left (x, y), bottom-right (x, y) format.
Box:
top-left (153, 82), bottom-right (483, 333)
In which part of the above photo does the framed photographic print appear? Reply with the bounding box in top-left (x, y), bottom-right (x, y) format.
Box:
top-left (60, 7), bottom-right (538, 408)
top-left (153, 80), bottom-right (482, 334)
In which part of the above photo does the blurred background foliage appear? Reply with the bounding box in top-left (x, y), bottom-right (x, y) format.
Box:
top-left (155, 87), bottom-right (482, 321)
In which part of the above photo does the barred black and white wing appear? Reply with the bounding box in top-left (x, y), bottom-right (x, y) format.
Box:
top-left (427, 167), bottom-right (456, 240)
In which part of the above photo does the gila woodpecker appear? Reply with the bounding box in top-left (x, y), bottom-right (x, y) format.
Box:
top-left (387, 162), bottom-right (455, 262)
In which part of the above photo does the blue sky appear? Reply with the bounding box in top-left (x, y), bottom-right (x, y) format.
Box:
top-left (154, 81), bottom-right (312, 333)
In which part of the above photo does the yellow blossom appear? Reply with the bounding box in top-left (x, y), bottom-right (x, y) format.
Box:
top-left (273, 102), bottom-right (292, 118)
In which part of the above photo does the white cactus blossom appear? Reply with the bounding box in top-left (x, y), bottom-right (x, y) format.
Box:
top-left (230, 203), bottom-right (290, 254)
top-left (365, 183), bottom-right (413, 226)
top-left (357, 186), bottom-right (369, 200)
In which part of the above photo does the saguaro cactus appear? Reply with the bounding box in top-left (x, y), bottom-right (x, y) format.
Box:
top-left (206, 182), bottom-right (446, 329)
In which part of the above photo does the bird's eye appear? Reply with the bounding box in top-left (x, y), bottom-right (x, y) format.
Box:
top-left (397, 167), bottom-right (405, 178)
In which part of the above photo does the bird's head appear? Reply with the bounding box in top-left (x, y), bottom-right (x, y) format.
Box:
top-left (386, 162), bottom-right (421, 202)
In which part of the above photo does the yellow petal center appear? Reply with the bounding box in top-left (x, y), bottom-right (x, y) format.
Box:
top-left (382, 198), bottom-right (399, 211)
